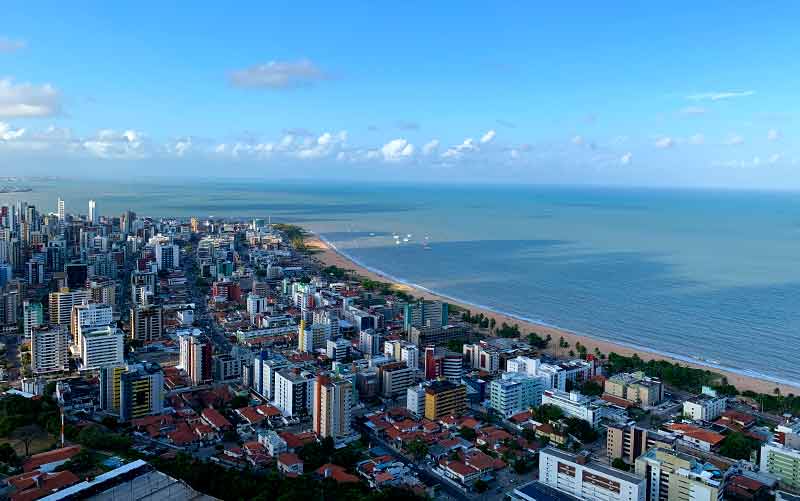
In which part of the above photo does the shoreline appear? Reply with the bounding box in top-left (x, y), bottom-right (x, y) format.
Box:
top-left (306, 233), bottom-right (800, 396)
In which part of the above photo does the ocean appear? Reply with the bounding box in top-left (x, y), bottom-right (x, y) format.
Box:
top-left (4, 178), bottom-right (800, 385)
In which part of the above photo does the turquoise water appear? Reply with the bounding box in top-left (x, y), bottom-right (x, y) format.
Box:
top-left (4, 178), bottom-right (800, 385)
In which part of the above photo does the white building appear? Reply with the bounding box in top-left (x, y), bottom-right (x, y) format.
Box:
top-left (32, 327), bottom-right (69, 374)
top-left (258, 430), bottom-right (288, 457)
top-left (506, 356), bottom-right (565, 391)
top-left (760, 442), bottom-right (800, 492)
top-left (462, 342), bottom-right (501, 373)
top-left (541, 389), bottom-right (608, 428)
top-left (384, 339), bottom-right (419, 371)
top-left (683, 394), bottom-right (726, 421)
top-left (489, 372), bottom-right (545, 417)
top-left (252, 355), bottom-right (288, 400)
top-left (246, 293), bottom-right (268, 322)
top-left (406, 383), bottom-right (427, 418)
top-left (539, 447), bottom-right (645, 501)
top-left (71, 302), bottom-right (113, 346)
top-left (88, 199), bottom-right (97, 224)
top-left (313, 375), bottom-right (353, 439)
top-left (57, 197), bottom-right (65, 221)
top-left (80, 326), bottom-right (124, 370)
top-left (274, 368), bottom-right (314, 417)
top-left (326, 338), bottom-right (349, 361)
top-left (155, 243), bottom-right (180, 271)
top-left (178, 329), bottom-right (211, 385)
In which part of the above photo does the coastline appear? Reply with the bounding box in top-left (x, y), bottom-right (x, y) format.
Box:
top-left (306, 233), bottom-right (800, 396)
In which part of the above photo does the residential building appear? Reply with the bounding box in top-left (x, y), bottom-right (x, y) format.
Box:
top-left (463, 342), bottom-right (501, 373)
top-left (88, 199), bottom-right (96, 223)
top-left (154, 243), bottom-right (180, 271)
top-left (760, 442), bottom-right (800, 492)
top-left (274, 368), bottom-right (314, 417)
top-left (407, 383), bottom-right (427, 418)
top-left (358, 329), bottom-right (384, 356)
top-left (378, 361), bottom-right (414, 398)
top-left (542, 389), bottom-right (608, 428)
top-left (31, 327), bottom-right (69, 374)
top-left (326, 338), bottom-right (349, 361)
top-left (424, 380), bottom-right (467, 420)
top-left (258, 430), bottom-right (287, 457)
top-left (506, 355), bottom-right (565, 391)
top-left (424, 346), bottom-right (463, 382)
top-left (49, 288), bottom-right (90, 329)
top-left (683, 394), bottom-right (726, 422)
top-left (178, 329), bottom-right (212, 385)
top-left (22, 300), bottom-right (43, 337)
top-left (298, 320), bottom-right (330, 352)
top-left (70, 302), bottom-right (113, 346)
top-left (384, 339), bottom-right (419, 371)
top-left (489, 372), bottom-right (545, 417)
top-left (0, 285), bottom-right (18, 332)
top-left (80, 325), bottom-right (124, 370)
top-left (130, 304), bottom-right (163, 341)
top-left (539, 447), bottom-right (645, 501)
top-left (252, 352), bottom-right (288, 400)
top-left (604, 371), bottom-right (664, 408)
top-left (312, 375), bottom-right (353, 440)
top-left (635, 447), bottom-right (724, 501)
top-left (99, 363), bottom-right (164, 422)
top-left (409, 323), bottom-right (469, 347)
top-left (606, 423), bottom-right (676, 463)
top-left (403, 299), bottom-right (448, 332)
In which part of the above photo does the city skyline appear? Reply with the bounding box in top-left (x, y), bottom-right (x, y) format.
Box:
top-left (1, 3), bottom-right (800, 188)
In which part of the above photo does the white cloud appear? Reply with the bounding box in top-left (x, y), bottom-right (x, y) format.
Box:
top-left (620, 152), bottom-right (632, 165)
top-left (82, 129), bottom-right (148, 159)
top-left (654, 137), bottom-right (674, 149)
top-left (688, 133), bottom-right (705, 145)
top-left (724, 134), bottom-right (744, 146)
top-left (0, 121), bottom-right (25, 140)
top-left (0, 37), bottom-right (26, 53)
top-left (229, 59), bottom-right (329, 89)
top-left (170, 137), bottom-right (192, 157)
top-left (680, 106), bottom-right (707, 115)
top-left (767, 129), bottom-right (781, 141)
top-left (480, 129), bottom-right (496, 144)
top-left (442, 138), bottom-right (477, 159)
top-left (381, 138), bottom-right (415, 161)
top-left (422, 139), bottom-right (440, 156)
top-left (687, 90), bottom-right (755, 101)
top-left (0, 78), bottom-right (61, 118)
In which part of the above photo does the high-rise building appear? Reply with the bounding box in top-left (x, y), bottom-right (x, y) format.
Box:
top-left (760, 442), bottom-right (800, 492)
top-left (635, 448), bottom-right (724, 501)
top-left (489, 372), bottom-right (545, 417)
top-left (88, 279), bottom-right (116, 310)
top-left (100, 363), bottom-right (163, 422)
top-left (154, 243), bottom-right (180, 271)
top-left (326, 338), bottom-right (349, 361)
top-left (71, 302), bottom-right (113, 346)
top-left (22, 300), bottom-right (43, 337)
top-left (298, 320), bottom-right (330, 353)
top-left (274, 368), bottom-right (314, 417)
top-left (541, 447), bottom-right (645, 501)
top-left (313, 375), bottom-right (353, 440)
top-left (130, 304), bottom-right (163, 341)
top-left (88, 200), bottom-right (97, 224)
top-left (423, 346), bottom-right (463, 382)
top-left (0, 285), bottom-right (18, 332)
top-left (252, 352), bottom-right (288, 400)
top-left (31, 326), bottom-right (69, 374)
top-left (406, 383), bottom-right (427, 418)
top-left (403, 300), bottom-right (448, 332)
top-left (606, 423), bottom-right (676, 464)
top-left (605, 371), bottom-right (664, 409)
top-left (424, 380), bottom-right (467, 420)
top-left (378, 361), bottom-right (414, 398)
top-left (177, 329), bottom-right (212, 386)
top-left (384, 339), bottom-right (419, 372)
top-left (358, 329), bottom-right (384, 356)
top-left (80, 325), bottom-right (124, 370)
top-left (49, 288), bottom-right (90, 328)
top-left (57, 197), bottom-right (65, 221)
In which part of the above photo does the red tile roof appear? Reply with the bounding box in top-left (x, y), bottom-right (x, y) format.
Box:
top-left (315, 463), bottom-right (360, 483)
top-left (236, 406), bottom-right (266, 424)
top-left (278, 452), bottom-right (303, 466)
top-left (22, 446), bottom-right (81, 473)
top-left (202, 407), bottom-right (232, 430)
top-left (256, 404), bottom-right (281, 417)
top-left (9, 470), bottom-right (79, 501)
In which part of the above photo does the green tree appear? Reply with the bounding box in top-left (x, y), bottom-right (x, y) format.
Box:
top-left (458, 426), bottom-right (477, 441)
top-left (579, 380), bottom-right (604, 397)
top-left (406, 439), bottom-right (428, 462)
top-left (719, 432), bottom-right (757, 460)
top-left (611, 457), bottom-right (630, 471)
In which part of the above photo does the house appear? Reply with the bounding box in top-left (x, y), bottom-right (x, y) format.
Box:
top-left (315, 463), bottom-right (360, 483)
top-left (666, 423), bottom-right (726, 452)
top-left (235, 406), bottom-right (266, 426)
top-left (278, 452), bottom-right (304, 476)
top-left (201, 407), bottom-right (233, 431)
top-left (6, 469), bottom-right (80, 501)
top-left (22, 446), bottom-right (82, 473)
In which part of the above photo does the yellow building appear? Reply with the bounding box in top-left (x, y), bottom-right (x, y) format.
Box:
top-left (424, 381), bottom-right (466, 420)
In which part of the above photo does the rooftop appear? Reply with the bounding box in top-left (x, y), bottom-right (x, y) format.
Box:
top-left (541, 447), bottom-right (644, 485)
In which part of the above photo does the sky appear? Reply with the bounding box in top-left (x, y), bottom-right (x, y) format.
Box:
top-left (1, 2), bottom-right (800, 188)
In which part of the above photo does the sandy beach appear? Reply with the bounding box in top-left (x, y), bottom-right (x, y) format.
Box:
top-left (306, 234), bottom-right (799, 396)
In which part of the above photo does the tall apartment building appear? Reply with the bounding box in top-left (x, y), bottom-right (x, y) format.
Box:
top-left (130, 304), bottom-right (163, 341)
top-left (541, 389), bottom-right (608, 428)
top-left (0, 286), bottom-right (18, 332)
top-left (88, 279), bottom-right (116, 310)
top-left (424, 380), bottom-right (467, 420)
top-left (31, 326), bottom-right (70, 374)
top-left (403, 299), bottom-right (448, 332)
top-left (635, 448), bottom-right (724, 501)
top-left (606, 423), bottom-right (676, 463)
top-left (71, 302), bottom-right (113, 346)
top-left (407, 383), bottom-right (427, 418)
top-left (80, 326), bottom-right (124, 370)
top-left (760, 442), bottom-right (800, 492)
top-left (358, 329), bottom-right (384, 356)
top-left (463, 342), bottom-right (502, 373)
top-left (326, 338), bottom-right (350, 361)
top-left (298, 320), bottom-right (330, 353)
top-left (49, 288), bottom-right (90, 329)
top-left (88, 199), bottom-right (96, 224)
top-left (178, 329), bottom-right (212, 385)
top-left (313, 375), bottom-right (353, 440)
top-left (539, 447), bottom-right (645, 501)
top-left (252, 352), bottom-right (289, 400)
top-left (100, 363), bottom-right (164, 422)
top-left (274, 368), bottom-right (314, 417)
top-left (409, 323), bottom-right (469, 347)
top-left (489, 372), bottom-right (545, 417)
top-left (57, 197), bottom-right (65, 221)
top-left (605, 371), bottom-right (664, 409)
top-left (22, 300), bottom-right (43, 337)
top-left (155, 243), bottom-right (180, 271)
top-left (384, 339), bottom-right (419, 371)
top-left (378, 361), bottom-right (414, 398)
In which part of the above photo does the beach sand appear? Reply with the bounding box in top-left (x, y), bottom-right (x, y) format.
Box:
top-left (306, 235), bottom-right (799, 396)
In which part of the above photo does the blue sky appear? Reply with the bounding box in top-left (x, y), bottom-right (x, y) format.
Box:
top-left (1, 2), bottom-right (799, 187)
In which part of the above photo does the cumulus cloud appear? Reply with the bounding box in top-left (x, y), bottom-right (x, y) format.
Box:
top-left (724, 134), bottom-right (744, 146)
top-left (0, 121), bottom-right (25, 140)
top-left (687, 90), bottom-right (755, 101)
top-left (654, 137), bottom-right (674, 149)
top-left (442, 138), bottom-right (477, 159)
top-left (767, 129), bottom-right (781, 141)
top-left (170, 137), bottom-right (192, 157)
top-left (0, 78), bottom-right (61, 118)
top-left (82, 129), bottom-right (149, 159)
top-left (0, 37), bottom-right (25, 53)
top-left (229, 59), bottom-right (329, 89)
top-left (620, 152), bottom-right (632, 165)
top-left (480, 129), bottom-right (496, 144)
top-left (422, 139), bottom-right (439, 156)
top-left (381, 138), bottom-right (415, 161)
